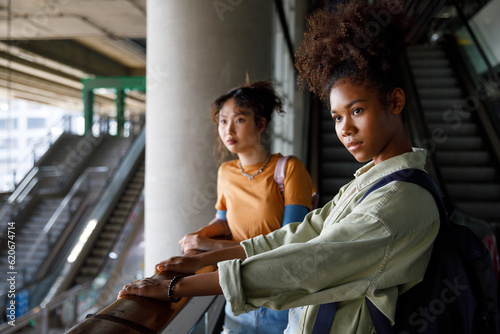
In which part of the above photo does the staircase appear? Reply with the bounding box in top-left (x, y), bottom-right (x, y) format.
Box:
top-left (0, 198), bottom-right (66, 286)
top-left (407, 44), bottom-right (500, 224)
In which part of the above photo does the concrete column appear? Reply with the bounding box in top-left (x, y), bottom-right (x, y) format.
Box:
top-left (145, 0), bottom-right (274, 275)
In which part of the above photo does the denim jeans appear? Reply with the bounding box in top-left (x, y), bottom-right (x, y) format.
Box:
top-left (283, 307), bottom-right (302, 334)
top-left (222, 302), bottom-right (289, 334)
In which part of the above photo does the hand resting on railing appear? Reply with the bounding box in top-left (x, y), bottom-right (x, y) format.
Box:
top-left (118, 245), bottom-right (246, 302)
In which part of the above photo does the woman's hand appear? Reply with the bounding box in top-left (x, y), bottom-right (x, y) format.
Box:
top-left (179, 232), bottom-right (213, 253)
top-left (118, 277), bottom-right (170, 301)
top-left (155, 255), bottom-right (204, 274)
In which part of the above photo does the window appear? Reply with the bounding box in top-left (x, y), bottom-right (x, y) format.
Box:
top-left (0, 118), bottom-right (18, 129)
top-left (27, 118), bottom-right (46, 129)
top-left (0, 139), bottom-right (18, 149)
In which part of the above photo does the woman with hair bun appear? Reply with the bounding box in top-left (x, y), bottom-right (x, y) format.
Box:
top-left (178, 78), bottom-right (314, 333)
top-left (120, 2), bottom-right (439, 333)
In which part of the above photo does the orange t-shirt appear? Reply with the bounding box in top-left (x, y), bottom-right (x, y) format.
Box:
top-left (215, 153), bottom-right (313, 242)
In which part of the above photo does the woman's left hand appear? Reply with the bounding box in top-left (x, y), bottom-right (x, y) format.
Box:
top-left (155, 255), bottom-right (203, 274)
top-left (117, 277), bottom-right (170, 301)
top-left (180, 233), bottom-right (213, 253)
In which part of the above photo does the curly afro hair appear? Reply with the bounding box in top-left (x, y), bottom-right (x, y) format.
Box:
top-left (295, 0), bottom-right (410, 105)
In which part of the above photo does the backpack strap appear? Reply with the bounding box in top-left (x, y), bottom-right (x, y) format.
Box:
top-left (274, 155), bottom-right (294, 195)
top-left (311, 301), bottom-right (338, 334)
top-left (274, 155), bottom-right (319, 209)
top-left (359, 168), bottom-right (453, 226)
top-left (312, 168), bottom-right (452, 334)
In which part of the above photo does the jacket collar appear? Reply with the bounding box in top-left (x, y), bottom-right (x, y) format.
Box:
top-left (353, 148), bottom-right (428, 191)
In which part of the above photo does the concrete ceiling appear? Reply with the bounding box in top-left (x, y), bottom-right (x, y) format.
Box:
top-left (0, 0), bottom-right (146, 116)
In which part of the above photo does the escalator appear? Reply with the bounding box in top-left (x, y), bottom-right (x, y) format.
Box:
top-left (71, 157), bottom-right (145, 286)
top-left (0, 129), bottom-right (145, 332)
top-left (407, 43), bottom-right (500, 224)
top-left (0, 134), bottom-right (134, 292)
top-left (0, 133), bottom-right (142, 330)
top-left (42, 129), bottom-right (146, 303)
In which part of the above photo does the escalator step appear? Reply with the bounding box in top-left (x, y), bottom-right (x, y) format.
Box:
top-left (100, 231), bottom-right (116, 240)
top-left (121, 195), bottom-right (138, 203)
top-left (321, 121), bottom-right (336, 134)
top-left (424, 110), bottom-right (472, 123)
top-left (435, 151), bottom-right (492, 166)
top-left (86, 258), bottom-right (102, 266)
top-left (321, 147), bottom-right (358, 162)
top-left (408, 46), bottom-right (446, 57)
top-left (113, 209), bottom-right (130, 217)
top-left (421, 98), bottom-right (465, 110)
top-left (418, 87), bottom-right (462, 99)
top-left (435, 136), bottom-right (485, 150)
top-left (446, 184), bottom-right (500, 200)
top-left (125, 188), bottom-right (141, 197)
top-left (321, 162), bottom-right (363, 178)
top-left (415, 77), bottom-right (459, 88)
top-left (109, 216), bottom-right (125, 224)
top-left (80, 266), bottom-right (98, 276)
top-left (118, 202), bottom-right (133, 210)
top-left (440, 166), bottom-right (498, 182)
top-left (454, 201), bottom-right (500, 221)
top-left (411, 67), bottom-right (454, 78)
top-left (127, 183), bottom-right (143, 190)
top-left (96, 239), bottom-right (113, 248)
top-left (105, 224), bottom-right (122, 232)
top-left (321, 178), bottom-right (353, 194)
top-left (427, 123), bottom-right (478, 136)
top-left (409, 58), bottom-right (450, 68)
top-left (321, 133), bottom-right (343, 147)
top-left (91, 249), bottom-right (108, 257)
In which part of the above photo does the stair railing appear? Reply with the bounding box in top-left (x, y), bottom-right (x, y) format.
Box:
top-left (0, 279), bottom-right (93, 334)
top-left (19, 166), bottom-right (109, 286)
top-left (0, 167), bottom-right (40, 226)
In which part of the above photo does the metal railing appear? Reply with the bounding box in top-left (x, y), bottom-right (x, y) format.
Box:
top-left (0, 280), bottom-right (93, 334)
top-left (21, 167), bottom-right (109, 285)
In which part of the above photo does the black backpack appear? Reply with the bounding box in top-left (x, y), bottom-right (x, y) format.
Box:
top-left (312, 168), bottom-right (499, 334)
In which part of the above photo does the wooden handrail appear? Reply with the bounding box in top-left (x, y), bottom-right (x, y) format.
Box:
top-left (66, 265), bottom-right (217, 334)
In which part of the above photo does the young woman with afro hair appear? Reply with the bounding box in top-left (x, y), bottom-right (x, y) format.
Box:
top-left (119, 1), bottom-right (440, 333)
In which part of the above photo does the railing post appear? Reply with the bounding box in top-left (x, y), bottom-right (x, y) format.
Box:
top-left (73, 292), bottom-right (78, 325)
top-left (38, 307), bottom-right (48, 334)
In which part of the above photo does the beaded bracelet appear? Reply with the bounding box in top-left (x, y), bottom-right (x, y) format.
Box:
top-left (168, 275), bottom-right (182, 303)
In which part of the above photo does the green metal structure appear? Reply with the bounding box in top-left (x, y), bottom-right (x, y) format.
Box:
top-left (82, 76), bottom-right (146, 135)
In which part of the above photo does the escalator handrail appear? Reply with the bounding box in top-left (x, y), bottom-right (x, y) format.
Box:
top-left (450, 0), bottom-right (500, 83)
top-left (52, 128), bottom-right (146, 294)
top-left (440, 34), bottom-right (500, 166)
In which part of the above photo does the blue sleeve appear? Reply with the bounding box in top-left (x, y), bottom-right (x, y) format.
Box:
top-left (282, 204), bottom-right (309, 226)
top-left (216, 210), bottom-right (227, 221)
